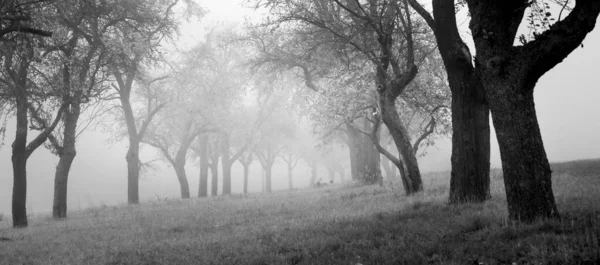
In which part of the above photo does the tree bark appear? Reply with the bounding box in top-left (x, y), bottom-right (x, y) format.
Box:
top-left (198, 135), bottom-right (209, 197)
top-left (52, 101), bottom-right (80, 219)
top-left (12, 98), bottom-right (28, 228)
top-left (175, 166), bottom-right (190, 199)
top-left (407, 0), bottom-right (492, 204)
top-left (448, 73), bottom-right (490, 203)
top-left (379, 90), bottom-right (423, 193)
top-left (126, 140), bottom-right (140, 204)
top-left (488, 82), bottom-right (557, 221)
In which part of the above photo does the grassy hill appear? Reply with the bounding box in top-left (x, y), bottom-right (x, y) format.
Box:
top-left (1, 159), bottom-right (599, 265)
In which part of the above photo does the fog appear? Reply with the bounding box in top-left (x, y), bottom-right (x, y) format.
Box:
top-left (1, 0), bottom-right (599, 217)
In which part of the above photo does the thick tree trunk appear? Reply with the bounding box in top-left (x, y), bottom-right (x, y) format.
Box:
top-left (448, 71), bottom-right (491, 203)
top-left (126, 140), bottom-right (140, 204)
top-left (12, 100), bottom-right (28, 228)
top-left (53, 104), bottom-right (80, 219)
top-left (486, 79), bottom-right (558, 222)
top-left (175, 166), bottom-right (190, 199)
top-left (379, 91), bottom-right (423, 193)
top-left (243, 164), bottom-right (249, 194)
top-left (210, 163), bottom-right (218, 196)
top-left (346, 123), bottom-right (381, 184)
top-left (198, 135), bottom-right (209, 197)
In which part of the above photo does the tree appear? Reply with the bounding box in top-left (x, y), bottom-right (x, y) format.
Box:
top-left (414, 0), bottom-right (600, 221)
top-left (24, 0), bottom-right (114, 220)
top-left (105, 0), bottom-right (181, 204)
top-left (250, 0), bottom-right (446, 193)
top-left (0, 0), bottom-right (52, 39)
top-left (237, 150), bottom-right (254, 194)
top-left (143, 115), bottom-right (207, 199)
top-left (1, 33), bottom-right (67, 228)
top-left (408, 0), bottom-right (491, 204)
top-left (279, 146), bottom-right (303, 190)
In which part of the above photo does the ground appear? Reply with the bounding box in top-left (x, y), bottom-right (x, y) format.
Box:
top-left (1, 159), bottom-right (599, 265)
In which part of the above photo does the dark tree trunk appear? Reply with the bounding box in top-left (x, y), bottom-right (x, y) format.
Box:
top-left (460, 0), bottom-right (600, 221)
top-left (484, 72), bottom-right (558, 221)
top-left (417, 0), bottom-right (492, 204)
top-left (53, 103), bottom-right (80, 219)
top-left (198, 135), bottom-right (209, 197)
top-left (175, 166), bottom-right (190, 199)
top-left (448, 73), bottom-right (490, 203)
top-left (346, 123), bottom-right (381, 184)
top-left (126, 140), bottom-right (140, 204)
top-left (379, 91), bottom-right (422, 193)
top-left (12, 99), bottom-right (28, 228)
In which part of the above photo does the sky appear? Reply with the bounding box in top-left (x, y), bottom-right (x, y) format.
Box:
top-left (0, 0), bottom-right (599, 216)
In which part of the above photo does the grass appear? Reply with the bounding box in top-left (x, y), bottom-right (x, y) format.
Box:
top-left (1, 160), bottom-right (599, 265)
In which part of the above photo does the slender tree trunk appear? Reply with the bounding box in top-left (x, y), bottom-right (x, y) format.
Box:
top-left (486, 78), bottom-right (558, 222)
top-left (221, 134), bottom-right (232, 195)
top-left (198, 135), bottom-right (209, 197)
top-left (53, 104), bottom-right (80, 219)
top-left (12, 99), bottom-right (28, 228)
top-left (126, 140), bottom-right (140, 204)
top-left (265, 163), bottom-right (273, 192)
top-left (346, 123), bottom-right (381, 184)
top-left (379, 91), bottom-right (423, 193)
top-left (287, 164), bottom-right (293, 190)
top-left (174, 166), bottom-right (190, 199)
top-left (243, 164), bottom-right (249, 194)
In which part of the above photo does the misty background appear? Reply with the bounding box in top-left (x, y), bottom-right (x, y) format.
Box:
top-left (1, 0), bottom-right (598, 216)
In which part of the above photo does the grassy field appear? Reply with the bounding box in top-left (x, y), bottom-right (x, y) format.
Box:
top-left (1, 159), bottom-right (600, 265)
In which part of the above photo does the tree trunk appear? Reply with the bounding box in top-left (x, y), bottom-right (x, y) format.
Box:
top-left (221, 133), bottom-right (232, 195)
top-left (198, 135), bottom-right (209, 197)
top-left (175, 166), bottom-right (190, 199)
top-left (210, 162), bottom-right (218, 196)
top-left (448, 72), bottom-right (491, 203)
top-left (53, 103), bottom-right (80, 219)
top-left (243, 164), bottom-right (249, 194)
top-left (12, 99), bottom-right (28, 228)
top-left (287, 164), bottom-right (293, 190)
top-left (485, 77), bottom-right (558, 222)
top-left (346, 123), bottom-right (382, 184)
top-left (265, 163), bottom-right (273, 192)
top-left (52, 151), bottom-right (76, 219)
top-left (126, 140), bottom-right (140, 204)
top-left (379, 91), bottom-right (423, 193)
